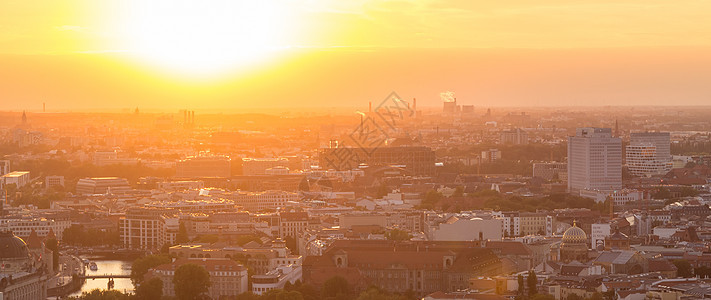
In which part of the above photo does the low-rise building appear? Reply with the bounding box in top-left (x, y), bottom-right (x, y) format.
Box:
top-left (1, 171), bottom-right (31, 188)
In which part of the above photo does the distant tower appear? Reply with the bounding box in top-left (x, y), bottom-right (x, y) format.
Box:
top-left (614, 120), bottom-right (619, 137)
top-left (134, 107), bottom-right (139, 115)
top-left (21, 111), bottom-right (27, 124)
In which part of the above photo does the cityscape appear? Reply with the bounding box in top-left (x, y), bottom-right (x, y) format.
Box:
top-left (3, 1), bottom-right (711, 300)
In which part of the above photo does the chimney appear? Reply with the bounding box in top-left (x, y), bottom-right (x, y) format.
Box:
top-left (369, 102), bottom-right (372, 113)
top-left (413, 98), bottom-right (417, 111)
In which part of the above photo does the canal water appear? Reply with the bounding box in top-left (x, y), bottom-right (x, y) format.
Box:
top-left (69, 258), bottom-right (134, 297)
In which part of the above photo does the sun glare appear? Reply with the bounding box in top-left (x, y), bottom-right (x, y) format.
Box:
top-left (113, 0), bottom-right (292, 78)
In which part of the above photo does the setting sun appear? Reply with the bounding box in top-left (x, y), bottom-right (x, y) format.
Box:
top-left (109, 0), bottom-right (293, 77)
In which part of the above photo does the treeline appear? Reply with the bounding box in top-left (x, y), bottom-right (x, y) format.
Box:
top-left (438, 143), bottom-right (567, 176)
top-left (672, 141), bottom-right (711, 155)
top-left (12, 158), bottom-right (174, 190)
top-left (420, 189), bottom-right (607, 213)
top-left (62, 225), bottom-right (120, 247)
top-left (439, 143), bottom-right (567, 162)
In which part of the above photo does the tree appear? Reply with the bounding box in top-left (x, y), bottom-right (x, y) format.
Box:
top-left (566, 294), bottom-right (583, 300)
top-left (70, 289), bottom-right (132, 300)
top-left (130, 254), bottom-right (171, 285)
top-left (673, 259), bottom-right (693, 278)
top-left (322, 276), bottom-right (350, 299)
top-left (589, 292), bottom-right (603, 300)
top-left (177, 222), bottom-right (189, 243)
top-left (530, 294), bottom-right (555, 300)
top-left (453, 186), bottom-right (464, 197)
top-left (527, 270), bottom-right (538, 296)
top-left (262, 289), bottom-right (304, 300)
top-left (294, 283), bottom-right (319, 300)
top-left (134, 277), bottom-right (163, 300)
top-left (236, 235), bottom-right (263, 246)
top-left (602, 290), bottom-right (616, 300)
top-left (285, 236), bottom-right (298, 254)
top-left (160, 242), bottom-right (172, 254)
top-left (194, 234), bottom-right (219, 243)
top-left (385, 229), bottom-right (412, 241)
top-left (45, 238), bottom-right (59, 272)
top-left (376, 184), bottom-right (390, 198)
top-left (420, 190), bottom-right (443, 210)
top-left (695, 266), bottom-right (711, 279)
top-left (234, 292), bottom-right (262, 300)
top-left (356, 286), bottom-right (406, 300)
top-left (517, 274), bottom-right (525, 295)
top-left (173, 263), bottom-right (211, 300)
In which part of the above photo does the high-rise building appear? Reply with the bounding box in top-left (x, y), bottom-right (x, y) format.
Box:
top-left (481, 149), bottom-right (501, 163)
top-left (0, 160), bottom-right (9, 176)
top-left (567, 128), bottom-right (622, 194)
top-left (626, 132), bottom-right (672, 177)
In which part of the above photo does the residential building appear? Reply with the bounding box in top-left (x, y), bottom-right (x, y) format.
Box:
top-left (119, 207), bottom-right (177, 250)
top-left (45, 176), bottom-right (64, 189)
top-left (280, 212), bottom-right (309, 238)
top-left (0, 218), bottom-right (70, 240)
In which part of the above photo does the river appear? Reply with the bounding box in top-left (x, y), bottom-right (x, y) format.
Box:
top-left (69, 258), bottom-right (134, 297)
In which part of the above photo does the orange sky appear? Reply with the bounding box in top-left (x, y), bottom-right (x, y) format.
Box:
top-left (2, 0), bottom-right (711, 110)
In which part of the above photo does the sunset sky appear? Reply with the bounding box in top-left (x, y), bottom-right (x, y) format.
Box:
top-left (2, 0), bottom-right (711, 111)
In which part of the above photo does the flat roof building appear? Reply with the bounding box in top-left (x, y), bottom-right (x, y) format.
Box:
top-left (568, 128), bottom-right (622, 194)
top-left (1, 171), bottom-right (31, 188)
top-left (75, 177), bottom-right (130, 195)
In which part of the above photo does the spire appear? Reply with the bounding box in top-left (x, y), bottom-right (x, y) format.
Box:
top-left (21, 111), bottom-right (27, 124)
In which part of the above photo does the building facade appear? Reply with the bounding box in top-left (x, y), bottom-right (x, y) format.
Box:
top-left (568, 128), bottom-right (622, 194)
top-left (149, 258), bottom-right (248, 299)
top-left (626, 132), bottom-right (672, 177)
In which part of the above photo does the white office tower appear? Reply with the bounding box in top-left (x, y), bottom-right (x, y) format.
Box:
top-left (626, 132), bottom-right (672, 177)
top-left (568, 128), bottom-right (622, 194)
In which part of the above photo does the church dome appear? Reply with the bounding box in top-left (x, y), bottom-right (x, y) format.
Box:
top-left (0, 231), bottom-right (30, 260)
top-left (562, 222), bottom-right (587, 245)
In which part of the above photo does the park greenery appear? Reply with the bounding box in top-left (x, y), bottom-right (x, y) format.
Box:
top-left (419, 189), bottom-right (609, 214)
